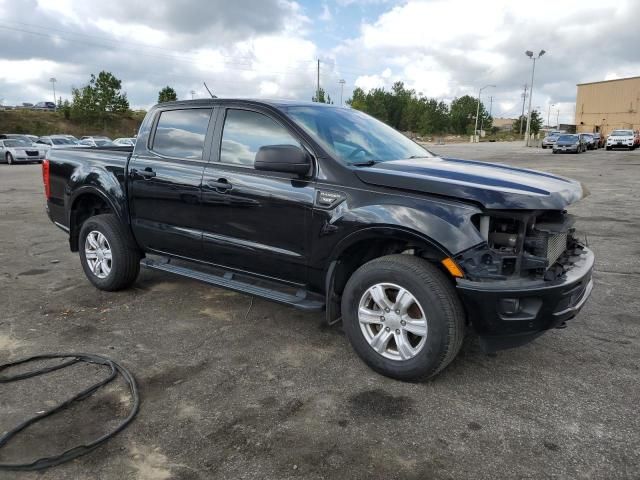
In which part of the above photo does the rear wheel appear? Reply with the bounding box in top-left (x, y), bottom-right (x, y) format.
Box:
top-left (79, 214), bottom-right (141, 291)
top-left (341, 254), bottom-right (465, 380)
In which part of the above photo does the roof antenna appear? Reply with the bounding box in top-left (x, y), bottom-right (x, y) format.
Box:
top-left (203, 82), bottom-right (217, 98)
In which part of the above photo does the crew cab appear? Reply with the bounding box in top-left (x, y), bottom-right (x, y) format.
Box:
top-left (42, 99), bottom-right (594, 380)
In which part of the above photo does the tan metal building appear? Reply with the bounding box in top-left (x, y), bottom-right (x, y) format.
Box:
top-left (575, 76), bottom-right (640, 136)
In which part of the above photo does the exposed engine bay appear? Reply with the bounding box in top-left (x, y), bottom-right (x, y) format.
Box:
top-left (458, 210), bottom-right (586, 282)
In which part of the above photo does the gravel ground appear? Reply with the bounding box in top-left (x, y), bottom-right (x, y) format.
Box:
top-left (0, 142), bottom-right (638, 479)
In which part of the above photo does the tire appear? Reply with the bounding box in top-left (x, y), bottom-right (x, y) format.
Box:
top-left (79, 214), bottom-right (141, 291)
top-left (6, 153), bottom-right (13, 165)
top-left (606, 146), bottom-right (611, 151)
top-left (541, 145), bottom-right (546, 149)
top-left (341, 254), bottom-right (465, 381)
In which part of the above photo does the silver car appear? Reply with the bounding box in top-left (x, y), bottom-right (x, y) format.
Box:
top-left (113, 137), bottom-right (136, 146)
top-left (0, 138), bottom-right (46, 164)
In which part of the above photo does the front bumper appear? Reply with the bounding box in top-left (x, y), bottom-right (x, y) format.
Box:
top-left (456, 247), bottom-right (594, 352)
top-left (553, 144), bottom-right (579, 152)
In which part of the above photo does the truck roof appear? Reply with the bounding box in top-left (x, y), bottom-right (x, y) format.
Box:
top-left (156, 98), bottom-right (339, 109)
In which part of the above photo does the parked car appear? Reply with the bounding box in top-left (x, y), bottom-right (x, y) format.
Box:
top-left (42, 99), bottom-right (594, 381)
top-left (580, 133), bottom-right (596, 150)
top-left (35, 136), bottom-right (78, 149)
top-left (553, 134), bottom-right (586, 153)
top-left (113, 137), bottom-right (136, 146)
top-left (79, 138), bottom-right (115, 147)
top-left (81, 136), bottom-right (112, 142)
top-left (54, 134), bottom-right (80, 144)
top-left (606, 129), bottom-right (636, 150)
top-left (0, 138), bottom-right (46, 164)
top-left (592, 132), bottom-right (603, 148)
top-left (634, 130), bottom-right (640, 148)
top-left (541, 132), bottom-right (560, 149)
top-left (33, 101), bottom-right (56, 111)
top-left (0, 133), bottom-right (37, 144)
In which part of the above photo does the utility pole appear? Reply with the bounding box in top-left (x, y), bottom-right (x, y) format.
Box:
top-left (190, 90), bottom-right (195, 100)
top-left (519, 84), bottom-right (528, 135)
top-left (316, 59), bottom-right (320, 102)
top-left (556, 109), bottom-right (560, 130)
top-left (474, 85), bottom-right (495, 141)
top-left (49, 77), bottom-right (57, 109)
top-left (524, 49), bottom-right (546, 146)
top-left (338, 79), bottom-right (345, 106)
top-left (547, 103), bottom-right (555, 129)
top-left (481, 96), bottom-right (493, 134)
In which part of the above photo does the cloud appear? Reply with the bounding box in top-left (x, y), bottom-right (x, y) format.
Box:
top-left (0, 0), bottom-right (639, 127)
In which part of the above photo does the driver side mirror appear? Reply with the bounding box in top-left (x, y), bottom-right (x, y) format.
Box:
top-left (255, 145), bottom-right (311, 176)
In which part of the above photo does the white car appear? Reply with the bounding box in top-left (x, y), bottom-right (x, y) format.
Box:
top-left (35, 136), bottom-right (79, 150)
top-left (113, 137), bottom-right (136, 146)
top-left (606, 129), bottom-right (636, 150)
top-left (79, 138), bottom-right (115, 147)
top-left (0, 138), bottom-right (46, 164)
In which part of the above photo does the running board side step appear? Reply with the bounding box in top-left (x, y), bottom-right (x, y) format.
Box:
top-left (141, 258), bottom-right (325, 312)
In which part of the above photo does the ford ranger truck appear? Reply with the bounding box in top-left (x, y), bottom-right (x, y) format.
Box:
top-left (42, 99), bottom-right (594, 380)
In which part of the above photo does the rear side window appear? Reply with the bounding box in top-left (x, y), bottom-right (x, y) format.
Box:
top-left (152, 108), bottom-right (212, 159)
top-left (220, 109), bottom-right (300, 167)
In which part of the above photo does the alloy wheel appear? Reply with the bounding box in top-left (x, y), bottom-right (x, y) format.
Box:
top-left (84, 230), bottom-right (112, 279)
top-left (358, 283), bottom-right (428, 361)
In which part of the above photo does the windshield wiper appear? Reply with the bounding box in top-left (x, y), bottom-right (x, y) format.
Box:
top-left (350, 160), bottom-right (377, 167)
top-left (408, 155), bottom-right (429, 159)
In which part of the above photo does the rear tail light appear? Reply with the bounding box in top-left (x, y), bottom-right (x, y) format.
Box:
top-left (42, 159), bottom-right (50, 199)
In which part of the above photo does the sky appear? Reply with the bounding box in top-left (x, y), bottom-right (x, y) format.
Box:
top-left (1, 0), bottom-right (639, 124)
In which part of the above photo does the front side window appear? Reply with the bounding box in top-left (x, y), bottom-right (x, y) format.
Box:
top-left (220, 109), bottom-right (300, 167)
top-left (152, 108), bottom-right (212, 159)
top-left (285, 106), bottom-right (432, 165)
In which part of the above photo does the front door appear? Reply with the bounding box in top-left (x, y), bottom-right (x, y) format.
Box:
top-left (128, 107), bottom-right (214, 259)
top-left (200, 107), bottom-right (315, 285)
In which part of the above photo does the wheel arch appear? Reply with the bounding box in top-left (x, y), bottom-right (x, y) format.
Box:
top-left (67, 187), bottom-right (122, 252)
top-left (324, 226), bottom-right (454, 325)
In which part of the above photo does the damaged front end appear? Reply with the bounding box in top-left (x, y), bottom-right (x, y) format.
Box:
top-left (453, 210), bottom-right (594, 352)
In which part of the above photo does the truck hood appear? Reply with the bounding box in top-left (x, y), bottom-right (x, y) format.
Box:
top-left (353, 157), bottom-right (585, 210)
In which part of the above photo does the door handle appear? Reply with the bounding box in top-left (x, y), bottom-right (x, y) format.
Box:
top-left (131, 168), bottom-right (156, 178)
top-left (207, 179), bottom-right (232, 192)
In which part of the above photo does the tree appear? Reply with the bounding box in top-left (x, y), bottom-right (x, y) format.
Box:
top-left (312, 87), bottom-right (333, 104)
top-left (158, 86), bottom-right (177, 103)
top-left (450, 95), bottom-right (491, 135)
top-left (513, 110), bottom-right (543, 135)
top-left (71, 71), bottom-right (129, 121)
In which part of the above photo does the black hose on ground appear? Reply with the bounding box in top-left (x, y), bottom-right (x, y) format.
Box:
top-left (0, 353), bottom-right (139, 471)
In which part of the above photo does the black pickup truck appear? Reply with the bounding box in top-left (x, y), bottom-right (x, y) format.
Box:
top-left (42, 99), bottom-right (594, 380)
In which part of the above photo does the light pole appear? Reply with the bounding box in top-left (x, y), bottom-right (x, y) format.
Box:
top-left (338, 79), bottom-right (345, 106)
top-left (190, 90), bottom-right (196, 100)
top-left (524, 49), bottom-right (545, 146)
top-left (474, 84), bottom-right (495, 141)
top-left (547, 103), bottom-right (555, 130)
top-left (49, 77), bottom-right (57, 109)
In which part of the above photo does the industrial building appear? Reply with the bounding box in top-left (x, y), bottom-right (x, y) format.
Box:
top-left (575, 75), bottom-right (640, 135)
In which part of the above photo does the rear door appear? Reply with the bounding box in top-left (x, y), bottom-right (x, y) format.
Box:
top-left (128, 106), bottom-right (215, 259)
top-left (200, 107), bottom-right (315, 284)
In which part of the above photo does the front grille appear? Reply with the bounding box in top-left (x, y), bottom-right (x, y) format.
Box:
top-left (26, 150), bottom-right (39, 156)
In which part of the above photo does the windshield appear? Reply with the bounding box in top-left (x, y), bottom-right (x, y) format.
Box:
top-left (5, 139), bottom-right (31, 147)
top-left (284, 106), bottom-right (433, 165)
top-left (610, 130), bottom-right (633, 136)
top-left (95, 140), bottom-right (113, 146)
top-left (51, 138), bottom-right (73, 145)
top-left (557, 135), bottom-right (578, 142)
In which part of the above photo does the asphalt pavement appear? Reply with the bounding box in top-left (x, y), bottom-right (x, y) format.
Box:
top-left (0, 142), bottom-right (638, 479)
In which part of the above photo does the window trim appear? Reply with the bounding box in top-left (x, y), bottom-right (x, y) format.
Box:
top-left (213, 106), bottom-right (316, 175)
top-left (147, 106), bottom-right (215, 163)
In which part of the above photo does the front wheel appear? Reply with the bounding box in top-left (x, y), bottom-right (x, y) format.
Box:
top-left (341, 255), bottom-right (465, 380)
top-left (79, 214), bottom-right (141, 291)
top-left (6, 153), bottom-right (14, 165)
